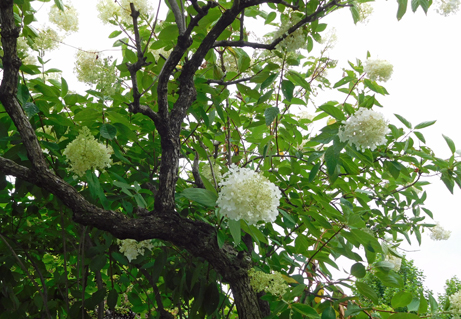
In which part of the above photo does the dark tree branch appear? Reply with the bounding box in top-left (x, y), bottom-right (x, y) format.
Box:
top-left (207, 75), bottom-right (255, 85)
top-left (192, 151), bottom-right (206, 189)
top-left (167, 0), bottom-right (186, 35)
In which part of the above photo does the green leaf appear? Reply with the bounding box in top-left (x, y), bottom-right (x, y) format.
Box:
top-left (54, 0), bottom-right (65, 11)
top-left (388, 313), bottom-right (420, 319)
top-left (203, 284), bottom-right (220, 315)
top-left (181, 188), bottom-right (218, 207)
top-left (85, 171), bottom-right (110, 210)
top-left (61, 78), bottom-right (68, 97)
top-left (375, 271), bottom-right (404, 288)
top-left (418, 291), bottom-right (428, 313)
top-left (291, 303), bottom-right (320, 318)
top-left (350, 4), bottom-right (360, 24)
top-left (351, 263), bottom-right (366, 278)
top-left (397, 0), bottom-right (408, 20)
top-left (319, 103), bottom-right (346, 121)
top-left (100, 123), bottom-right (117, 140)
top-left (391, 291), bottom-right (413, 308)
top-left (109, 30), bottom-right (122, 38)
top-left (356, 282), bottom-right (378, 304)
top-left (414, 120), bottom-right (436, 129)
top-left (265, 11), bottom-right (276, 24)
top-left (322, 306), bottom-right (336, 319)
top-left (228, 219), bottom-right (241, 246)
top-left (414, 131), bottom-right (426, 143)
top-left (23, 102), bottom-right (39, 118)
top-left (428, 293), bottom-right (438, 313)
top-left (264, 107), bottom-right (279, 126)
top-left (443, 134), bottom-right (456, 153)
top-left (90, 255), bottom-right (107, 272)
top-left (107, 289), bottom-right (118, 310)
top-left (394, 114), bottom-right (412, 129)
top-left (281, 80), bottom-right (295, 102)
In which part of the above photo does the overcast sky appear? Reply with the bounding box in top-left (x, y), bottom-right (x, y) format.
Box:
top-left (33, 0), bottom-right (461, 296)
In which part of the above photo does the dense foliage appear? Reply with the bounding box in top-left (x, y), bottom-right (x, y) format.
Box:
top-left (0, 0), bottom-right (460, 318)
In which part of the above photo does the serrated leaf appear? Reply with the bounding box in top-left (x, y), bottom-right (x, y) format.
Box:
top-left (414, 120), bottom-right (436, 129)
top-left (264, 107), bottom-right (279, 126)
top-left (100, 123), bottom-right (117, 140)
top-left (394, 114), bottom-right (412, 129)
top-left (181, 188), bottom-right (218, 207)
top-left (281, 80), bottom-right (294, 102)
top-left (414, 131), bottom-right (426, 143)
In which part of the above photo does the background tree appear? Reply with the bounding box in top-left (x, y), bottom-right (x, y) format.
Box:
top-left (0, 0), bottom-right (459, 318)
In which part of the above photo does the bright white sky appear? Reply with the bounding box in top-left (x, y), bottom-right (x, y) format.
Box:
top-left (33, 0), bottom-right (461, 296)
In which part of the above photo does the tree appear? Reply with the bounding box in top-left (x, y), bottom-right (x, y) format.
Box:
top-left (0, 0), bottom-right (459, 318)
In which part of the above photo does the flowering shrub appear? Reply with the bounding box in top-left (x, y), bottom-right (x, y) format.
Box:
top-left (216, 165), bottom-right (282, 225)
top-left (449, 291), bottom-right (461, 313)
top-left (436, 0), bottom-right (461, 16)
top-left (74, 51), bottom-right (117, 95)
top-left (63, 126), bottom-right (113, 177)
top-left (118, 239), bottom-right (153, 262)
top-left (429, 222), bottom-right (451, 241)
top-left (248, 268), bottom-right (288, 296)
top-left (273, 14), bottom-right (306, 52)
top-left (97, 0), bottom-right (153, 24)
top-left (338, 108), bottom-right (390, 151)
top-left (49, 4), bottom-right (79, 33)
top-left (31, 27), bottom-right (61, 52)
top-left (364, 59), bottom-right (394, 82)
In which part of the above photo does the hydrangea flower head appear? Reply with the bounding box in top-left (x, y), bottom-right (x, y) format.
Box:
top-left (32, 27), bottom-right (62, 52)
top-left (63, 126), bottom-right (113, 177)
top-left (97, 0), bottom-right (153, 25)
top-left (385, 255), bottom-right (402, 272)
top-left (248, 269), bottom-right (288, 296)
top-left (338, 108), bottom-right (390, 151)
top-left (74, 51), bottom-right (117, 95)
top-left (216, 165), bottom-right (282, 225)
top-left (118, 239), bottom-right (153, 262)
top-left (273, 14), bottom-right (306, 52)
top-left (49, 3), bottom-right (79, 33)
top-left (429, 222), bottom-right (451, 241)
top-left (436, 0), bottom-right (460, 16)
top-left (450, 291), bottom-right (461, 313)
top-left (364, 59), bottom-right (393, 82)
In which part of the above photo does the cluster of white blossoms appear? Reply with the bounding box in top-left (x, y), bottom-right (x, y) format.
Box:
top-left (338, 108), bottom-right (390, 151)
top-left (97, 0), bottom-right (153, 25)
top-left (356, 3), bottom-right (374, 24)
top-left (273, 14), bottom-right (306, 52)
top-left (118, 239), bottom-right (153, 262)
top-left (449, 291), bottom-right (461, 313)
top-left (74, 51), bottom-right (118, 95)
top-left (49, 3), bottom-right (79, 33)
top-left (31, 27), bottom-right (62, 52)
top-left (363, 59), bottom-right (394, 82)
top-left (429, 222), bottom-right (451, 241)
top-left (63, 127), bottom-right (113, 177)
top-left (436, 0), bottom-right (460, 16)
top-left (216, 165), bottom-right (282, 225)
top-left (201, 161), bottom-right (222, 183)
top-left (248, 269), bottom-right (288, 296)
top-left (385, 255), bottom-right (402, 272)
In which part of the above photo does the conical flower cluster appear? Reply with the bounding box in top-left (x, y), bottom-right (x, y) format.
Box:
top-left (338, 108), bottom-right (390, 151)
top-left (63, 127), bottom-right (113, 177)
top-left (216, 165), bottom-right (281, 225)
top-left (364, 59), bottom-right (393, 82)
top-left (118, 239), bottom-right (153, 262)
top-left (248, 269), bottom-right (288, 296)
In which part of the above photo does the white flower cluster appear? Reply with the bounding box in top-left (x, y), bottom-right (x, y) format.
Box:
top-left (338, 108), bottom-right (390, 151)
top-left (74, 51), bottom-right (118, 95)
top-left (385, 255), bottom-right (402, 272)
top-left (63, 126), bottom-right (113, 177)
top-left (356, 3), bottom-right (374, 24)
top-left (216, 165), bottom-right (282, 225)
top-left (363, 59), bottom-right (394, 82)
top-left (273, 15), bottom-right (306, 52)
top-left (118, 239), bottom-right (153, 262)
top-left (248, 269), bottom-right (288, 296)
top-left (49, 3), bottom-right (79, 33)
top-left (450, 291), bottom-right (461, 313)
top-left (297, 111), bottom-right (314, 121)
top-left (201, 161), bottom-right (222, 183)
top-left (97, 0), bottom-right (153, 25)
top-left (429, 222), bottom-right (451, 241)
top-left (436, 0), bottom-right (460, 16)
top-left (32, 27), bottom-right (62, 52)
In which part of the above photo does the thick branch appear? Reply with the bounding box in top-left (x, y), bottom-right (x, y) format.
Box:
top-left (0, 0), bottom-right (48, 172)
top-left (167, 0), bottom-right (186, 35)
